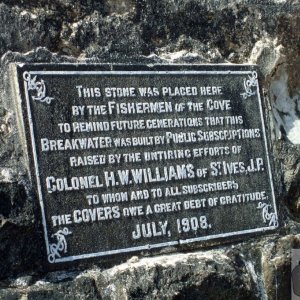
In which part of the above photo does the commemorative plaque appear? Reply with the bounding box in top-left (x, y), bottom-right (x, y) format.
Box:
top-left (13, 64), bottom-right (278, 264)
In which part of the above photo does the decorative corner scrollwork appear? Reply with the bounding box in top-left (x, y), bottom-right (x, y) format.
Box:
top-left (240, 71), bottom-right (258, 99)
top-left (23, 71), bottom-right (54, 104)
top-left (48, 227), bottom-right (72, 263)
top-left (257, 202), bottom-right (278, 227)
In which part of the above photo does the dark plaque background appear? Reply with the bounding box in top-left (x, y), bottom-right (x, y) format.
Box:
top-left (15, 64), bottom-right (278, 264)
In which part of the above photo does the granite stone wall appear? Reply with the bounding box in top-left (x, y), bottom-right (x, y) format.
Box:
top-left (0, 1), bottom-right (299, 299)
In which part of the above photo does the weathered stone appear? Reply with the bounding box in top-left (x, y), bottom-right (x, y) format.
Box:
top-left (274, 142), bottom-right (300, 215)
top-left (0, 1), bottom-right (298, 299)
top-left (0, 221), bottom-right (44, 279)
top-left (96, 252), bottom-right (259, 299)
top-left (0, 3), bottom-right (61, 55)
top-left (0, 251), bottom-right (259, 299)
top-left (1, 276), bottom-right (100, 300)
top-left (261, 234), bottom-right (300, 300)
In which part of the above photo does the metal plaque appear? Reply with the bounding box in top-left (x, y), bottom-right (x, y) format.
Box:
top-left (14, 64), bottom-right (278, 264)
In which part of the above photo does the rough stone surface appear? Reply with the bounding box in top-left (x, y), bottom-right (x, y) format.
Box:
top-left (261, 234), bottom-right (300, 300)
top-left (0, 0), bottom-right (299, 299)
top-left (0, 251), bottom-right (260, 299)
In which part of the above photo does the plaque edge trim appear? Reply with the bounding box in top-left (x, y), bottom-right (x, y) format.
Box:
top-left (54, 225), bottom-right (278, 263)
